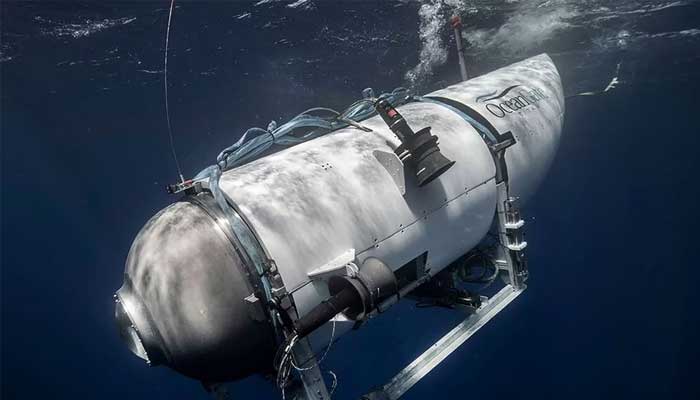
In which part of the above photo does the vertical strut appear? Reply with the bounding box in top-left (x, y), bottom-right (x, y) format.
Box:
top-left (450, 15), bottom-right (469, 81)
top-left (290, 339), bottom-right (331, 400)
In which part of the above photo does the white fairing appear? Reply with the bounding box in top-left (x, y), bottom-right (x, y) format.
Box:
top-left (428, 54), bottom-right (565, 201)
top-left (219, 54), bottom-right (563, 345)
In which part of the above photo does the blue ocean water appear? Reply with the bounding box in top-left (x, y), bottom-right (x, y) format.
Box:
top-left (2, 1), bottom-right (699, 399)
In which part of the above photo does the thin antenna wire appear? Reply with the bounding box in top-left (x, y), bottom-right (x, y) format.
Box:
top-left (164, 0), bottom-right (184, 183)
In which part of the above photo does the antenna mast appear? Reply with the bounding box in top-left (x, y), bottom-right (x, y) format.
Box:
top-left (450, 15), bottom-right (469, 81)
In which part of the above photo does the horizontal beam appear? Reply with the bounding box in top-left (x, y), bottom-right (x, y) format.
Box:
top-left (377, 285), bottom-right (524, 400)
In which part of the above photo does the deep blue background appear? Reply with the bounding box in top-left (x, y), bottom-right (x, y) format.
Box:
top-left (2, 1), bottom-right (699, 399)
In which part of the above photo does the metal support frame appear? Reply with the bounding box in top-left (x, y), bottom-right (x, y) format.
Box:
top-left (365, 285), bottom-right (523, 400)
top-left (363, 235), bottom-right (527, 399)
top-left (361, 129), bottom-right (528, 399)
top-left (290, 338), bottom-right (332, 400)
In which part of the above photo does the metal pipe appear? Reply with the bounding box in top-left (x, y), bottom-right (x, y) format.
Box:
top-left (450, 15), bottom-right (468, 81)
top-left (293, 286), bottom-right (359, 338)
top-left (368, 274), bottom-right (432, 318)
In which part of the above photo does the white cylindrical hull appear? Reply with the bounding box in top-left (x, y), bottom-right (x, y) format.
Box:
top-left (115, 54), bottom-right (565, 378)
top-left (221, 53), bottom-right (564, 324)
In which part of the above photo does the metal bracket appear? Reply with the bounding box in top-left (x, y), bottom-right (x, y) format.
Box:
top-left (307, 249), bottom-right (357, 281)
top-left (166, 178), bottom-right (204, 195)
top-left (495, 183), bottom-right (528, 289)
top-left (373, 150), bottom-right (406, 196)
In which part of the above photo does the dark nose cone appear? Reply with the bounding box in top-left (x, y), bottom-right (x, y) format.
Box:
top-left (114, 200), bottom-right (276, 382)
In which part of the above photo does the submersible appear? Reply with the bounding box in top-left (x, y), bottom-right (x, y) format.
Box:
top-left (114, 54), bottom-right (564, 392)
